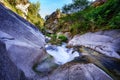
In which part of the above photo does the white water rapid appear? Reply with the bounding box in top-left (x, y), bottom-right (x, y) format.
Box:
top-left (45, 43), bottom-right (80, 65)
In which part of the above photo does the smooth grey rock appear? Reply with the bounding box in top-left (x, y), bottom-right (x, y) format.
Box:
top-left (0, 4), bottom-right (46, 79)
top-left (35, 55), bottom-right (58, 75)
top-left (49, 63), bottom-right (112, 80)
top-left (68, 30), bottom-right (120, 59)
top-left (0, 40), bottom-right (30, 80)
top-left (0, 3), bottom-right (115, 80)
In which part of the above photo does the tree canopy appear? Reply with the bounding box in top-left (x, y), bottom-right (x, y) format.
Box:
top-left (6, 0), bottom-right (28, 5)
top-left (62, 0), bottom-right (89, 14)
top-left (28, 1), bottom-right (40, 16)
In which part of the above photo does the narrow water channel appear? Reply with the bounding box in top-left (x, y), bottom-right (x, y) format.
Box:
top-left (45, 43), bottom-right (80, 65)
top-left (35, 43), bottom-right (120, 79)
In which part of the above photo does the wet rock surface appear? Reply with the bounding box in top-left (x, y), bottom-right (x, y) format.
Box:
top-left (76, 47), bottom-right (120, 80)
top-left (49, 63), bottom-right (112, 80)
top-left (34, 54), bottom-right (58, 75)
top-left (0, 40), bottom-right (30, 80)
top-left (68, 30), bottom-right (120, 59)
top-left (0, 3), bottom-right (120, 80)
top-left (0, 4), bottom-right (46, 79)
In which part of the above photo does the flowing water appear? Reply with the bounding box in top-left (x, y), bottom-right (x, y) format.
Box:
top-left (35, 43), bottom-right (80, 74)
top-left (45, 43), bottom-right (80, 65)
top-left (35, 43), bottom-right (120, 79)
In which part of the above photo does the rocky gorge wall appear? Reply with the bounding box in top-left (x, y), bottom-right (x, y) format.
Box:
top-left (0, 3), bottom-right (120, 80)
top-left (68, 30), bottom-right (120, 59)
top-left (0, 40), bottom-right (30, 80)
top-left (0, 4), bottom-right (46, 80)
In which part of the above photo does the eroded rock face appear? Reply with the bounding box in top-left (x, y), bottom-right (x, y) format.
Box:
top-left (0, 40), bottom-right (30, 80)
top-left (16, 3), bottom-right (30, 15)
top-left (49, 63), bottom-right (112, 80)
top-left (92, 0), bottom-right (107, 7)
top-left (16, 3), bottom-right (30, 19)
top-left (68, 30), bottom-right (120, 59)
top-left (0, 3), bottom-right (116, 80)
top-left (44, 10), bottom-right (63, 33)
top-left (0, 4), bottom-right (46, 79)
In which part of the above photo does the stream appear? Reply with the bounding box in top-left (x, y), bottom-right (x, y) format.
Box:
top-left (45, 43), bottom-right (80, 65)
top-left (35, 43), bottom-right (80, 74)
top-left (35, 43), bottom-right (120, 79)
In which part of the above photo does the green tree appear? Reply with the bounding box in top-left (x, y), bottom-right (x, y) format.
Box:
top-left (62, 0), bottom-right (89, 14)
top-left (7, 0), bottom-right (28, 5)
top-left (28, 1), bottom-right (40, 15)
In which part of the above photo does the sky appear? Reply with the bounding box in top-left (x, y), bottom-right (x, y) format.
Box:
top-left (29, 0), bottom-right (95, 18)
top-left (29, 0), bottom-right (72, 18)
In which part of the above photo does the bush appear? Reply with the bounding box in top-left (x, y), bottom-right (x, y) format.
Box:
top-left (85, 0), bottom-right (120, 29)
top-left (58, 35), bottom-right (68, 42)
top-left (61, 0), bottom-right (120, 35)
top-left (108, 12), bottom-right (120, 29)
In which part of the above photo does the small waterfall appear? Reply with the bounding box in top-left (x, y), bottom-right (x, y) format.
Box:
top-left (45, 43), bottom-right (80, 65)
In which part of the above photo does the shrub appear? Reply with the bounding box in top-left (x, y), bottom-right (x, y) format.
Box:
top-left (58, 35), bottom-right (68, 42)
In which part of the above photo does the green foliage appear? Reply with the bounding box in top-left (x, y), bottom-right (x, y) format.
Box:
top-left (28, 1), bottom-right (40, 15)
top-left (70, 21), bottom-right (90, 35)
top-left (62, 0), bottom-right (89, 14)
top-left (49, 34), bottom-right (58, 44)
top-left (60, 0), bottom-right (120, 35)
top-left (70, 22), bottom-right (81, 34)
top-left (108, 12), bottom-right (120, 29)
top-left (85, 0), bottom-right (120, 29)
top-left (51, 34), bottom-right (57, 41)
top-left (6, 0), bottom-right (28, 5)
top-left (58, 35), bottom-right (67, 42)
top-left (3, 0), bottom-right (44, 31)
top-left (27, 1), bottom-right (44, 30)
top-left (46, 34), bottom-right (67, 44)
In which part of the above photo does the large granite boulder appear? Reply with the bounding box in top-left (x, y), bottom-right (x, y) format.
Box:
top-left (68, 30), bottom-right (120, 59)
top-left (0, 4), bottom-right (46, 79)
top-left (0, 40), bottom-right (30, 80)
top-left (49, 63), bottom-right (112, 80)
